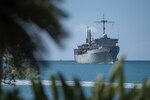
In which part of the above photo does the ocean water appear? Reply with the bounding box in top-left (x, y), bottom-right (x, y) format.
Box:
top-left (40, 61), bottom-right (150, 82)
top-left (2, 61), bottom-right (150, 99)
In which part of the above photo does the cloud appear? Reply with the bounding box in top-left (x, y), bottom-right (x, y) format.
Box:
top-left (75, 24), bottom-right (97, 34)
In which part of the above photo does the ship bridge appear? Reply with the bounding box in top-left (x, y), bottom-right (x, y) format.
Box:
top-left (94, 37), bottom-right (118, 47)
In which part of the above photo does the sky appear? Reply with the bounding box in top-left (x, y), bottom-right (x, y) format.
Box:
top-left (40, 0), bottom-right (150, 61)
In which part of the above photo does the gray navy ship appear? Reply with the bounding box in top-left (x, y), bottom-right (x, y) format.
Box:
top-left (74, 16), bottom-right (120, 64)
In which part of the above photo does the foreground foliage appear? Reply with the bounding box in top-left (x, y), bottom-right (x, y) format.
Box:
top-left (0, 59), bottom-right (150, 100)
top-left (2, 66), bottom-right (39, 80)
top-left (0, 0), bottom-right (68, 80)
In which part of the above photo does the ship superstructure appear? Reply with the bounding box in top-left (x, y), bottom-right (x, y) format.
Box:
top-left (74, 15), bottom-right (119, 64)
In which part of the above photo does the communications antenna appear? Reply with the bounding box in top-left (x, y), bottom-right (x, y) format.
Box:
top-left (94, 15), bottom-right (114, 34)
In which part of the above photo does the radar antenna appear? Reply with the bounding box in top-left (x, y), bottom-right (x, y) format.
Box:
top-left (94, 15), bottom-right (114, 34)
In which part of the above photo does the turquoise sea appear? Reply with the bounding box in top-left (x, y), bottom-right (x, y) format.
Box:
top-left (2, 61), bottom-right (150, 99)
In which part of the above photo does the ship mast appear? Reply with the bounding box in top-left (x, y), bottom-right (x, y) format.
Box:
top-left (95, 15), bottom-right (114, 35)
top-left (86, 26), bottom-right (91, 44)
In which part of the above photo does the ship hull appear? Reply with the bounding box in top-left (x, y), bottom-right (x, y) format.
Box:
top-left (74, 46), bottom-right (119, 64)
